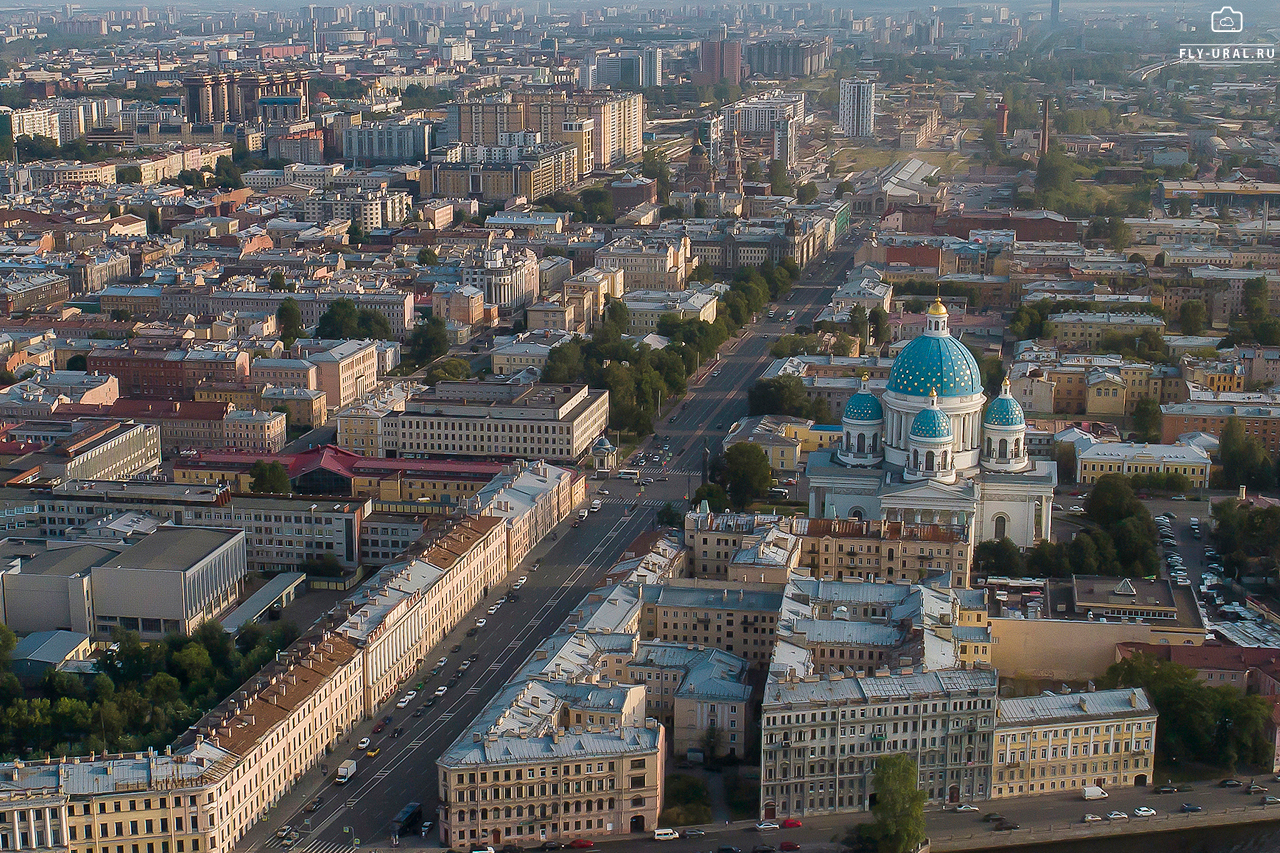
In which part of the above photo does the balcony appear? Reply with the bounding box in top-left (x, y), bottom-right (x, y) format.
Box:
top-left (870, 733), bottom-right (886, 741)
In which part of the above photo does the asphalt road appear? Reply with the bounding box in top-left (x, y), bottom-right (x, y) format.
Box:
top-left (240, 236), bottom-right (863, 853)
top-left (244, 504), bottom-right (658, 853)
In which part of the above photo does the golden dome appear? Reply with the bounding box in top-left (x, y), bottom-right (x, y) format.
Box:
top-left (927, 298), bottom-right (948, 316)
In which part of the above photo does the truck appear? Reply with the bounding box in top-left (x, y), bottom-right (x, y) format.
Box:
top-left (1082, 786), bottom-right (1108, 800)
top-left (336, 759), bottom-right (357, 785)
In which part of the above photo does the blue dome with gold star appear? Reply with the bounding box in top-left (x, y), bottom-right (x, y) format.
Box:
top-left (886, 323), bottom-right (983, 398)
top-left (984, 395), bottom-right (1025, 427)
top-left (843, 391), bottom-right (883, 422)
top-left (910, 406), bottom-right (954, 440)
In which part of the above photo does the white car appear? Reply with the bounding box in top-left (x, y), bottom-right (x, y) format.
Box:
top-left (1082, 814), bottom-right (1102, 823)
top-left (404, 690), bottom-right (417, 700)
top-left (487, 604), bottom-right (500, 615)
top-left (515, 575), bottom-right (528, 586)
top-left (598, 489), bottom-right (609, 496)
top-left (277, 827), bottom-right (294, 838)
top-left (756, 822), bottom-right (779, 831)
top-left (1133, 807), bottom-right (1156, 817)
top-left (396, 697), bottom-right (410, 709)
top-left (475, 618), bottom-right (487, 628)
top-left (434, 685), bottom-right (448, 697)
top-left (357, 737), bottom-right (370, 750)
top-left (1106, 811), bottom-right (1128, 821)
top-left (955, 804), bottom-right (979, 812)
top-left (1070, 505), bottom-right (1085, 512)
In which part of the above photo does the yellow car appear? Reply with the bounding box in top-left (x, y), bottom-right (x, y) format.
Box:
top-left (366, 747), bottom-right (381, 758)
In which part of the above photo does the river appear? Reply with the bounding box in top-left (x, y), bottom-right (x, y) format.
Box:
top-left (995, 821), bottom-right (1280, 853)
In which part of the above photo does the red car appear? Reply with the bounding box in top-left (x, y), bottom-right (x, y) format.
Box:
top-left (372, 722), bottom-right (386, 733)
top-left (780, 844), bottom-right (800, 851)
top-left (781, 820), bottom-right (802, 829)
top-left (568, 842), bottom-right (594, 850)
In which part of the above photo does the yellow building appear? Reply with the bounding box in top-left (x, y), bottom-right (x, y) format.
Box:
top-left (262, 386), bottom-right (328, 428)
top-left (195, 382), bottom-right (264, 410)
top-left (992, 688), bottom-right (1157, 798)
top-left (1076, 442), bottom-right (1211, 487)
top-left (1046, 312), bottom-right (1166, 348)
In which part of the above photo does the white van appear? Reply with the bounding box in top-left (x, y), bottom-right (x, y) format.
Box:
top-left (590, 499), bottom-right (602, 512)
top-left (578, 509), bottom-right (589, 520)
top-left (1082, 786), bottom-right (1109, 800)
top-left (653, 829), bottom-right (680, 841)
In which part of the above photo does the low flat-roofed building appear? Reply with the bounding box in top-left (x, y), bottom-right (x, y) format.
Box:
top-left (991, 688), bottom-right (1157, 798)
top-left (1076, 441), bottom-right (1210, 487)
top-left (10, 629), bottom-right (92, 683)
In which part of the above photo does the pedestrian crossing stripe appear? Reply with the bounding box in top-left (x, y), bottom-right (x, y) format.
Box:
top-left (439, 713), bottom-right (453, 721)
top-left (300, 840), bottom-right (355, 853)
top-left (374, 770), bottom-right (390, 779)
top-left (598, 498), bottom-right (667, 507)
top-left (465, 687), bottom-right (480, 695)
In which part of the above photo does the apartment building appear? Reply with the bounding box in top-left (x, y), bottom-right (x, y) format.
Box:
top-left (620, 289), bottom-right (718, 332)
top-left (300, 188), bottom-right (412, 231)
top-left (759, 668), bottom-right (998, 817)
top-left (1076, 442), bottom-right (1211, 487)
top-left (250, 358), bottom-right (319, 389)
top-left (637, 581), bottom-right (785, 666)
top-left (425, 142), bottom-right (579, 203)
top-left (3, 419), bottom-right (160, 485)
top-left (261, 386), bottom-right (328, 428)
top-left (1046, 312), bottom-right (1166, 348)
top-left (336, 515), bottom-right (506, 709)
top-left (386, 382), bottom-right (610, 463)
top-left (1008, 349), bottom-right (1184, 417)
top-left (790, 518), bottom-right (973, 588)
top-left (595, 236), bottom-right (694, 292)
top-left (343, 118), bottom-right (432, 164)
top-left (0, 272), bottom-right (71, 313)
top-left (222, 409), bottom-right (287, 453)
top-left (85, 348), bottom-right (249, 399)
top-left (722, 90), bottom-right (806, 136)
top-left (469, 460), bottom-right (585, 573)
top-left (1161, 402), bottom-right (1280, 454)
top-left (437, 681), bottom-right (664, 846)
top-left (294, 339), bottom-right (379, 409)
top-left (991, 689), bottom-right (1157, 798)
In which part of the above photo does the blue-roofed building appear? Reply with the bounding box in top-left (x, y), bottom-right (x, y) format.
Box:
top-left (11, 630), bottom-right (92, 683)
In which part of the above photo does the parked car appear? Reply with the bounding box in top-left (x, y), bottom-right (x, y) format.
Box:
top-left (756, 822), bottom-right (780, 832)
top-left (955, 804), bottom-right (979, 812)
top-left (568, 840), bottom-right (594, 849)
top-left (1264, 796), bottom-right (1280, 805)
top-left (781, 819), bottom-right (802, 828)
top-left (1181, 803), bottom-right (1203, 813)
top-left (683, 830), bottom-right (705, 839)
top-left (1220, 779), bottom-right (1243, 788)
top-left (1106, 811), bottom-right (1128, 821)
top-left (779, 844), bottom-right (800, 852)
top-left (1082, 814), bottom-right (1102, 823)
top-left (992, 821), bottom-right (1019, 831)
top-left (1249, 784), bottom-right (1269, 794)
top-left (1134, 807), bottom-right (1156, 817)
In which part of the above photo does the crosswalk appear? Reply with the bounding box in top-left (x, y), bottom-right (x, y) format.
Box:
top-left (262, 837), bottom-right (355, 853)
top-left (597, 497), bottom-right (669, 507)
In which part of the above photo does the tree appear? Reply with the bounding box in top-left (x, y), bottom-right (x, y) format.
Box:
top-left (865, 755), bottom-right (927, 853)
top-left (724, 443), bottom-right (772, 509)
top-left (408, 317), bottom-right (449, 364)
top-left (1132, 397), bottom-right (1162, 443)
top-left (1107, 216), bottom-right (1132, 253)
top-left (641, 148), bottom-right (673, 202)
top-left (1179, 299), bottom-right (1207, 336)
top-left (693, 483), bottom-right (730, 512)
top-left (1218, 415), bottom-right (1275, 490)
top-left (249, 461), bottom-right (291, 494)
top-left (66, 354), bottom-right (88, 372)
top-left (116, 165), bottom-right (142, 183)
top-left (768, 160), bottom-right (793, 197)
top-left (796, 182), bottom-right (819, 204)
top-left (417, 247), bottom-right (439, 265)
top-left (423, 357), bottom-right (471, 385)
top-left (869, 307), bottom-right (889, 346)
top-left (835, 180), bottom-right (854, 198)
top-left (347, 221), bottom-right (366, 246)
top-left (268, 270), bottom-right (292, 292)
top-left (276, 297), bottom-right (303, 343)
top-left (973, 538), bottom-right (1023, 579)
top-left (109, 309), bottom-right (132, 322)
top-left (1086, 474), bottom-right (1142, 528)
top-left (657, 502), bottom-right (684, 527)
top-left (1054, 441), bottom-right (1077, 484)
top-left (317, 299), bottom-right (360, 339)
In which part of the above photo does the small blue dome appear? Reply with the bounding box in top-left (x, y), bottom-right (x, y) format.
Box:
top-left (910, 407), bottom-right (953, 440)
top-left (984, 395), bottom-right (1025, 427)
top-left (887, 333), bottom-right (983, 398)
top-left (843, 391), bottom-right (883, 422)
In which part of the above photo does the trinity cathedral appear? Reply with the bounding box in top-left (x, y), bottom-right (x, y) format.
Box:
top-left (806, 300), bottom-right (1057, 550)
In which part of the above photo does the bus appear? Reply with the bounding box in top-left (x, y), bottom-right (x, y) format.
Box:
top-left (390, 802), bottom-right (423, 837)
top-left (618, 469), bottom-right (641, 481)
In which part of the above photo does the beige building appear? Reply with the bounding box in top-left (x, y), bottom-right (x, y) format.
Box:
top-left (596, 236), bottom-right (694, 292)
top-left (563, 266), bottom-right (625, 330)
top-left (297, 339), bottom-right (379, 409)
top-left (620, 288), bottom-right (717, 333)
top-left (437, 681), bottom-right (664, 846)
top-left (638, 580), bottom-right (786, 667)
top-left (1008, 350), bottom-right (1184, 417)
top-left (1046, 312), bottom-right (1166, 349)
top-left (388, 381), bottom-right (610, 463)
top-left (223, 409), bottom-right (287, 453)
top-left (991, 689), bottom-right (1157, 798)
top-left (469, 459), bottom-right (586, 573)
top-left (262, 386), bottom-right (328, 428)
top-left (336, 514), bottom-right (507, 709)
top-left (249, 357), bottom-right (319, 389)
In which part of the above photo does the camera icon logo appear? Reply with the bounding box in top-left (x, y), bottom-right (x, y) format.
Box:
top-left (1211, 5), bottom-right (1243, 32)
